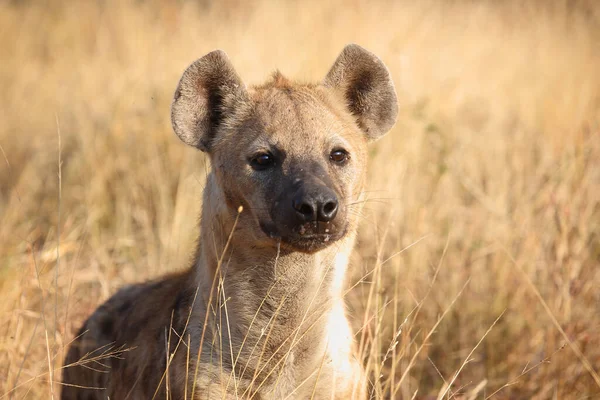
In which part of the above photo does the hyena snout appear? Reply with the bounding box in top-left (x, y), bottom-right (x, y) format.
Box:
top-left (292, 183), bottom-right (339, 224)
top-left (273, 175), bottom-right (346, 247)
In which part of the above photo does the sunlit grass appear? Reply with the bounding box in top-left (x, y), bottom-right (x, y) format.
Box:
top-left (1, 0), bottom-right (599, 398)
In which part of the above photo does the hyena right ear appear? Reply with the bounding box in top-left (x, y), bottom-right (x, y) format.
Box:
top-left (171, 50), bottom-right (248, 152)
top-left (323, 44), bottom-right (398, 142)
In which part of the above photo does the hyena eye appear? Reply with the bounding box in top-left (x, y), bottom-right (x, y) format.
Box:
top-left (330, 149), bottom-right (350, 164)
top-left (250, 153), bottom-right (275, 170)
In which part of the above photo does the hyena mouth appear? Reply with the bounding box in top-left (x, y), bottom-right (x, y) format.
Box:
top-left (283, 228), bottom-right (347, 253)
top-left (260, 220), bottom-right (347, 252)
top-left (295, 221), bottom-right (339, 237)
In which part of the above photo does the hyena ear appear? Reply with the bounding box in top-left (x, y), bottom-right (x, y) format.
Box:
top-left (323, 44), bottom-right (398, 141)
top-left (171, 50), bottom-right (248, 152)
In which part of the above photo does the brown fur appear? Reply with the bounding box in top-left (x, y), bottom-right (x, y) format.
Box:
top-left (62, 44), bottom-right (398, 399)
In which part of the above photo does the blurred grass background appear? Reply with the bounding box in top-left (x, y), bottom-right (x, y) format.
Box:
top-left (1, 0), bottom-right (599, 398)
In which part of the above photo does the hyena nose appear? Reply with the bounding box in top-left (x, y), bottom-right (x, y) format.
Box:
top-left (292, 189), bottom-right (339, 223)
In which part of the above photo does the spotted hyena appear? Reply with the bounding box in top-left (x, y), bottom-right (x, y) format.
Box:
top-left (62, 44), bottom-right (398, 399)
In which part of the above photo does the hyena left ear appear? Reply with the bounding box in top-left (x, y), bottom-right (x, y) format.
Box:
top-left (323, 44), bottom-right (398, 141)
top-left (171, 50), bottom-right (248, 152)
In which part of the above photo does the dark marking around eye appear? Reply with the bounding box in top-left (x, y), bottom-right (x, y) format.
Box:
top-left (250, 153), bottom-right (275, 170)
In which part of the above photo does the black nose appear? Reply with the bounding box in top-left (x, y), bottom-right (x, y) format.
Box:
top-left (293, 190), bottom-right (339, 223)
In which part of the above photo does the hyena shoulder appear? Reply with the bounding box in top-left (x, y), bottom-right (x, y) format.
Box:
top-left (62, 271), bottom-right (192, 399)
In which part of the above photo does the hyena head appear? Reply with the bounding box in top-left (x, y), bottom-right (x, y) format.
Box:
top-left (171, 45), bottom-right (397, 253)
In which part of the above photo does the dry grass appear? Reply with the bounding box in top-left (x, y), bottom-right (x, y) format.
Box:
top-left (1, 0), bottom-right (600, 398)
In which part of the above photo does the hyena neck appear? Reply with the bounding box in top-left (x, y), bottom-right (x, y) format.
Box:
top-left (193, 173), bottom-right (353, 302)
top-left (190, 173), bottom-right (354, 371)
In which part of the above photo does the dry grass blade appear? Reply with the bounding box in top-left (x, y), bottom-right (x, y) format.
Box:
top-left (394, 279), bottom-right (470, 397)
top-left (484, 344), bottom-right (566, 399)
top-left (190, 206), bottom-right (244, 399)
top-left (1, 0), bottom-right (599, 398)
top-left (150, 288), bottom-right (199, 400)
top-left (436, 310), bottom-right (506, 400)
top-left (505, 250), bottom-right (600, 390)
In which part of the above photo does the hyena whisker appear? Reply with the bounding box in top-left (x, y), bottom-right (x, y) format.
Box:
top-left (346, 198), bottom-right (396, 207)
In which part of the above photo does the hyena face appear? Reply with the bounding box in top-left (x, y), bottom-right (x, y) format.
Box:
top-left (209, 82), bottom-right (370, 253)
top-left (171, 45), bottom-right (398, 253)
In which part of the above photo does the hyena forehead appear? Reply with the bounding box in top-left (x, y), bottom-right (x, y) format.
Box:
top-left (222, 78), bottom-right (369, 159)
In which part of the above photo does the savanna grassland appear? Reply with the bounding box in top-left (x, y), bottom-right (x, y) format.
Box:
top-left (1, 0), bottom-right (599, 398)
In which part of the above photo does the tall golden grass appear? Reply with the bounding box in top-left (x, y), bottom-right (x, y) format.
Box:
top-left (1, 0), bottom-right (599, 398)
